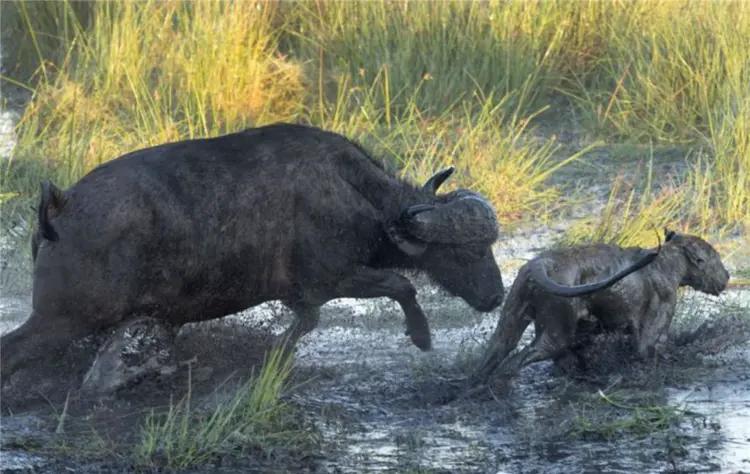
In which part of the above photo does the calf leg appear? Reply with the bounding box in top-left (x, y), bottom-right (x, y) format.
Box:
top-left (496, 300), bottom-right (578, 377)
top-left (334, 266), bottom-right (431, 351)
top-left (470, 303), bottom-right (531, 385)
top-left (634, 299), bottom-right (675, 359)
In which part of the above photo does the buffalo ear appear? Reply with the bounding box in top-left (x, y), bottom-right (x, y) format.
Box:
top-left (386, 225), bottom-right (426, 257)
top-left (422, 167), bottom-right (455, 195)
top-left (664, 228), bottom-right (677, 242)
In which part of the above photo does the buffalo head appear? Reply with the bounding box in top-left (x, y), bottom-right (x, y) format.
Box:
top-left (387, 167), bottom-right (504, 312)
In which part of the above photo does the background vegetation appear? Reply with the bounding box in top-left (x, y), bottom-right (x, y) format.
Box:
top-left (1, 2), bottom-right (748, 468)
top-left (2, 0), bottom-right (748, 250)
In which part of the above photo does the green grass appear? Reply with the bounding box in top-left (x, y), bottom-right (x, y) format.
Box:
top-left (569, 390), bottom-right (697, 441)
top-left (563, 165), bottom-right (688, 248)
top-left (1, 0), bottom-right (748, 252)
top-left (135, 347), bottom-right (314, 469)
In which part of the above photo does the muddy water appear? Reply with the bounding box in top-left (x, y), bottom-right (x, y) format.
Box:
top-left (2, 232), bottom-right (750, 472)
top-left (285, 284), bottom-right (750, 473)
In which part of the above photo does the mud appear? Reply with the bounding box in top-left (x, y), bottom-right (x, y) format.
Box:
top-left (2, 244), bottom-right (749, 472)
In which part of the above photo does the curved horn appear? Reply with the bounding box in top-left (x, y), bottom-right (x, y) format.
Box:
top-left (422, 167), bottom-right (455, 195)
top-left (529, 250), bottom-right (658, 297)
top-left (401, 190), bottom-right (498, 244)
top-left (402, 204), bottom-right (435, 219)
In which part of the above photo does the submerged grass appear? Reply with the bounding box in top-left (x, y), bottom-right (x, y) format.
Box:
top-left (134, 347), bottom-right (313, 469)
top-left (570, 390), bottom-right (697, 441)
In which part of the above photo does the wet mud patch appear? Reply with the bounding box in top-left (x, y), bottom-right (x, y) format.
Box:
top-left (2, 281), bottom-right (750, 472)
top-left (287, 288), bottom-right (750, 473)
top-left (0, 311), bottom-right (321, 472)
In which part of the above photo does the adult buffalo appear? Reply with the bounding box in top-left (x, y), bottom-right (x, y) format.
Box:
top-left (1, 123), bottom-right (504, 382)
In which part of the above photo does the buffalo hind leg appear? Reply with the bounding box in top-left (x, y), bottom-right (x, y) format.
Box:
top-left (335, 266), bottom-right (431, 351)
top-left (1, 311), bottom-right (93, 388)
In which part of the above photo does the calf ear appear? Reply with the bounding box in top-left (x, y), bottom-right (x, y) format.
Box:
top-left (386, 225), bottom-right (427, 257)
top-left (682, 241), bottom-right (706, 266)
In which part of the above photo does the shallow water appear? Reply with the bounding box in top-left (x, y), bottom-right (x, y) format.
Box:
top-left (2, 235), bottom-right (750, 472)
top-left (284, 288), bottom-right (750, 473)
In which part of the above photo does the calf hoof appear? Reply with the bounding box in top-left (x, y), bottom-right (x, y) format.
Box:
top-left (82, 318), bottom-right (177, 395)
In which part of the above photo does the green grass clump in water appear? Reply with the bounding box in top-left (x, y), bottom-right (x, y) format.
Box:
top-left (134, 347), bottom-right (313, 469)
top-left (570, 390), bottom-right (696, 441)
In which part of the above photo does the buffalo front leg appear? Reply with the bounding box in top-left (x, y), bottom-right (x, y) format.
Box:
top-left (335, 267), bottom-right (431, 351)
top-left (275, 305), bottom-right (321, 351)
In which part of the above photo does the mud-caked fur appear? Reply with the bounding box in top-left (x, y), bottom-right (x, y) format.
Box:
top-left (2, 124), bottom-right (504, 386)
top-left (472, 231), bottom-right (730, 383)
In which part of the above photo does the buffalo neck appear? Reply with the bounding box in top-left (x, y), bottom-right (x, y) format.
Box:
top-left (334, 152), bottom-right (429, 221)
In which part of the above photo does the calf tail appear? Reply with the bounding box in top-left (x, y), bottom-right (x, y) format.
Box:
top-left (529, 249), bottom-right (659, 297)
top-left (38, 180), bottom-right (65, 242)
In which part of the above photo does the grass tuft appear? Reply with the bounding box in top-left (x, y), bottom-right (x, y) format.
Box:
top-left (570, 390), bottom-right (696, 441)
top-left (134, 347), bottom-right (313, 469)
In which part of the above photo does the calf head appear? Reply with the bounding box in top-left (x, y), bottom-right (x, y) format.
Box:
top-left (387, 168), bottom-right (504, 312)
top-left (665, 229), bottom-right (729, 295)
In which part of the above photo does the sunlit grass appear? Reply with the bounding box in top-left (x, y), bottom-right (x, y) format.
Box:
top-left (287, 0), bottom-right (577, 116)
top-left (8, 1), bottom-right (305, 183)
top-left (1, 1), bottom-right (588, 246)
top-left (1, 0), bottom-right (747, 252)
top-left (563, 171), bottom-right (687, 248)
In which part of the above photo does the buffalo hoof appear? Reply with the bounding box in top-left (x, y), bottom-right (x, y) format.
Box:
top-left (82, 318), bottom-right (177, 395)
top-left (406, 329), bottom-right (432, 351)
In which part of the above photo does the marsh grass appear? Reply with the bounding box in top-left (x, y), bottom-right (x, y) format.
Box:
top-left (287, 0), bottom-right (582, 116)
top-left (1, 0), bottom-right (748, 252)
top-left (1, 0), bottom-right (590, 255)
top-left (563, 150), bottom-right (747, 249)
top-left (134, 347), bottom-right (313, 469)
top-left (563, 170), bottom-right (688, 248)
top-left (569, 390), bottom-right (696, 441)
